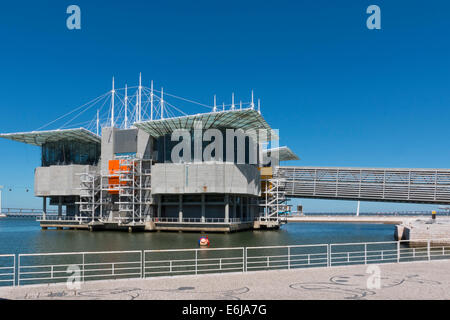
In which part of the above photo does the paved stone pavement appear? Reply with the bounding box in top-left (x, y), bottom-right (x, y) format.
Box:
top-left (1, 260), bottom-right (449, 300)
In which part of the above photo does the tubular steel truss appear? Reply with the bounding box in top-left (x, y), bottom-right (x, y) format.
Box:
top-left (260, 178), bottom-right (290, 219)
top-left (275, 166), bottom-right (450, 204)
top-left (77, 172), bottom-right (100, 220)
top-left (76, 156), bottom-right (152, 224)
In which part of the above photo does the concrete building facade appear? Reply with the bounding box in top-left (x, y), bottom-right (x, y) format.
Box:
top-left (0, 108), bottom-right (298, 232)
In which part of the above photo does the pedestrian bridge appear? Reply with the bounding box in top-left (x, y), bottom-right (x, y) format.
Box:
top-left (274, 166), bottom-right (450, 204)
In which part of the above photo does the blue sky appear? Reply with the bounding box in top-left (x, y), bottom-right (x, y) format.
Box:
top-left (0, 0), bottom-right (449, 211)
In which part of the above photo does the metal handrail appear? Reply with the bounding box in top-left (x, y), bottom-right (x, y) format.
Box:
top-left (17, 250), bottom-right (142, 286)
top-left (152, 217), bottom-right (252, 224)
top-left (37, 216), bottom-right (92, 222)
top-left (0, 255), bottom-right (15, 286)
top-left (2, 239), bottom-right (450, 287)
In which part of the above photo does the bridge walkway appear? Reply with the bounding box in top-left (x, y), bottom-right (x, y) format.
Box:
top-left (274, 166), bottom-right (450, 204)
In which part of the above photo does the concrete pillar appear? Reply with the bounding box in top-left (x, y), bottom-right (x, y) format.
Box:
top-left (247, 197), bottom-right (250, 221)
top-left (43, 196), bottom-right (47, 220)
top-left (240, 196), bottom-right (244, 222)
top-left (201, 194), bottom-right (205, 223)
top-left (157, 195), bottom-right (161, 220)
top-left (224, 195), bottom-right (229, 223)
top-left (232, 196), bottom-right (237, 222)
top-left (178, 195), bottom-right (183, 222)
top-left (58, 196), bottom-right (62, 218)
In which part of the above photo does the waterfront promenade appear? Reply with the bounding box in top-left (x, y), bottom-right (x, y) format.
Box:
top-left (287, 216), bottom-right (415, 224)
top-left (1, 260), bottom-right (449, 300)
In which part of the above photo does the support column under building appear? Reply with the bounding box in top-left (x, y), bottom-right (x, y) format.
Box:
top-left (178, 195), bottom-right (183, 222)
top-left (247, 197), bottom-right (250, 221)
top-left (233, 196), bottom-right (237, 222)
top-left (42, 196), bottom-right (47, 220)
top-left (58, 196), bottom-right (62, 218)
top-left (224, 195), bottom-right (229, 223)
top-left (157, 195), bottom-right (161, 220)
top-left (201, 194), bottom-right (205, 223)
top-left (240, 196), bottom-right (243, 222)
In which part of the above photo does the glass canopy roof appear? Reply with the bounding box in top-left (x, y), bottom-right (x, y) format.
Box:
top-left (263, 146), bottom-right (300, 161)
top-left (0, 128), bottom-right (101, 146)
top-left (134, 108), bottom-right (278, 141)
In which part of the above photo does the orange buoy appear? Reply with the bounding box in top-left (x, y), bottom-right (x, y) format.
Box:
top-left (198, 235), bottom-right (210, 247)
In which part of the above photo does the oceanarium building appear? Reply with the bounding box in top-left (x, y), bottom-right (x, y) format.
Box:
top-left (0, 78), bottom-right (298, 232)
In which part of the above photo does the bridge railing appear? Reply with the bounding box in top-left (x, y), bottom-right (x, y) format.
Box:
top-left (1, 238), bottom-right (450, 287)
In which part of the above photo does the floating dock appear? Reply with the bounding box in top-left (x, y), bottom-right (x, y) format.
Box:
top-left (38, 217), bottom-right (270, 233)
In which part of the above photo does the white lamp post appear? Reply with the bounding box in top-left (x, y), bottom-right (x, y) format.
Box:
top-left (356, 201), bottom-right (360, 217)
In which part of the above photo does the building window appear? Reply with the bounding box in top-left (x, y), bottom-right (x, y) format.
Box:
top-left (42, 140), bottom-right (100, 166)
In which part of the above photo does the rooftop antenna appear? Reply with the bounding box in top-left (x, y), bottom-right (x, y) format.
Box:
top-left (258, 99), bottom-right (261, 114)
top-left (161, 87), bottom-right (164, 119)
top-left (251, 90), bottom-right (254, 110)
top-left (222, 102), bottom-right (225, 111)
top-left (135, 91), bottom-right (139, 123)
top-left (240, 100), bottom-right (242, 110)
top-left (213, 95), bottom-right (217, 112)
top-left (231, 93), bottom-right (235, 110)
top-left (111, 77), bottom-right (115, 127)
top-left (124, 84), bottom-right (128, 128)
top-left (96, 109), bottom-right (99, 135)
top-left (150, 80), bottom-right (154, 121)
top-left (138, 73), bottom-right (142, 122)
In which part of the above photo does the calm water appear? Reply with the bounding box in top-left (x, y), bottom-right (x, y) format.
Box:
top-left (0, 218), bottom-right (395, 254)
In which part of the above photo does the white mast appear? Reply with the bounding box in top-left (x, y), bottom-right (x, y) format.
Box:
top-left (111, 77), bottom-right (115, 127)
top-left (135, 91), bottom-right (139, 123)
top-left (251, 90), bottom-right (254, 110)
top-left (150, 80), bottom-right (154, 121)
top-left (240, 100), bottom-right (242, 110)
top-left (231, 93), bottom-right (235, 110)
top-left (222, 102), bottom-right (225, 111)
top-left (258, 99), bottom-right (261, 114)
top-left (96, 109), bottom-right (99, 135)
top-left (138, 73), bottom-right (142, 122)
top-left (213, 95), bottom-right (217, 112)
top-left (161, 87), bottom-right (164, 119)
top-left (124, 84), bottom-right (128, 129)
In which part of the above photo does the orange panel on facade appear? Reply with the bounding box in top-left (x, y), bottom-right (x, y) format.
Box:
top-left (108, 160), bottom-right (120, 194)
top-left (108, 159), bottom-right (134, 194)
